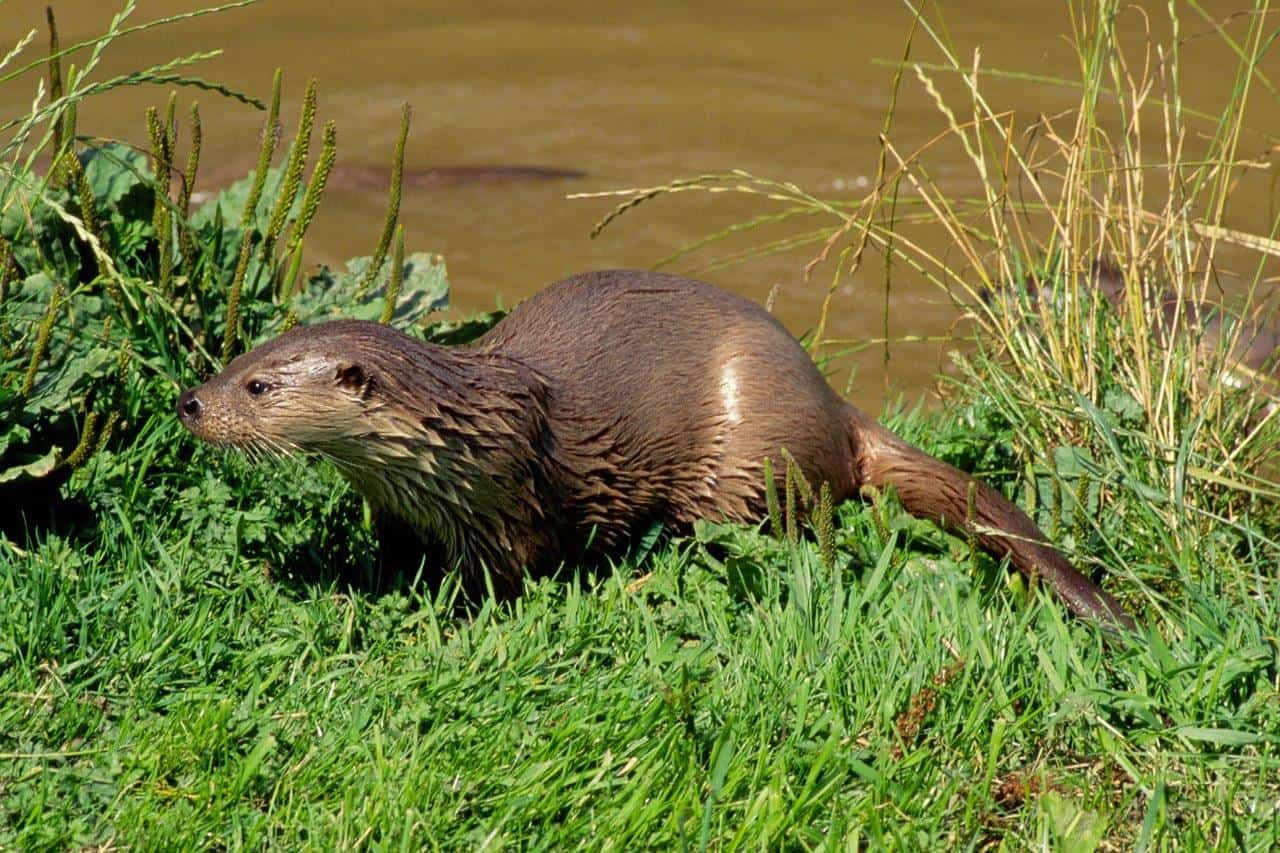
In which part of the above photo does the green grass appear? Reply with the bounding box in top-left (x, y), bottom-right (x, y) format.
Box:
top-left (3, 395), bottom-right (1277, 849)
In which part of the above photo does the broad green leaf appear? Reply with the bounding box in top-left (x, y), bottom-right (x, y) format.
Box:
top-left (283, 252), bottom-right (449, 330)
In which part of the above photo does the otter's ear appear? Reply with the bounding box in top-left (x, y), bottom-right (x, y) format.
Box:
top-left (335, 363), bottom-right (375, 396)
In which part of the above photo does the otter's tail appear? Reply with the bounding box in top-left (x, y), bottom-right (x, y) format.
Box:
top-left (845, 405), bottom-right (1136, 631)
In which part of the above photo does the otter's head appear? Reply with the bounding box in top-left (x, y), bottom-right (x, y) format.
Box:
top-left (177, 320), bottom-right (422, 459)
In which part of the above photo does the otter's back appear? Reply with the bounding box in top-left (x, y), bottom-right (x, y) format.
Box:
top-left (476, 270), bottom-right (858, 520)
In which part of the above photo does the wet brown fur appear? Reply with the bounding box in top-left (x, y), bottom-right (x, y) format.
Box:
top-left (179, 270), bottom-right (1135, 629)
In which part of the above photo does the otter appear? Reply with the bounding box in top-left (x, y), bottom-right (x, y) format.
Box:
top-left (994, 264), bottom-right (1279, 409)
top-left (178, 270), bottom-right (1135, 630)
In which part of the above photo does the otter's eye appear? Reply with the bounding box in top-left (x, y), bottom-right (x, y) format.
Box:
top-left (246, 379), bottom-right (268, 396)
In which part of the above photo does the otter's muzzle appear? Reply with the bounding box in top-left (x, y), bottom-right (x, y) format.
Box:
top-left (177, 388), bottom-right (203, 422)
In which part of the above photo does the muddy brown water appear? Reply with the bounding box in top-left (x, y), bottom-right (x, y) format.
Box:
top-left (2, 1), bottom-right (1275, 409)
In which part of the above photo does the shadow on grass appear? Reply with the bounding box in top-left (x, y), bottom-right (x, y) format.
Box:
top-left (274, 507), bottom-right (691, 620)
top-left (2, 471), bottom-right (99, 550)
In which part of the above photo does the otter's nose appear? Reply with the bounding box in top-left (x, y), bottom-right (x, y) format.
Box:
top-left (177, 389), bottom-right (203, 420)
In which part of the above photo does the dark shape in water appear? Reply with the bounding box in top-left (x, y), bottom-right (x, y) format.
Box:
top-left (189, 161), bottom-right (585, 204)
